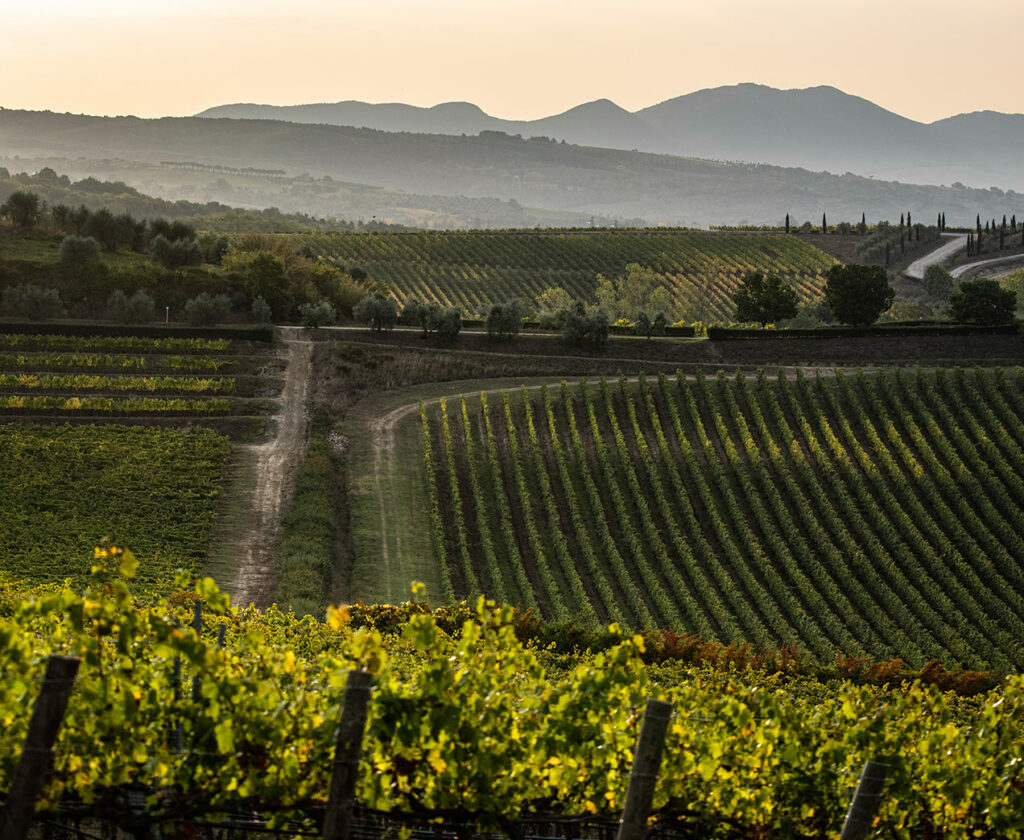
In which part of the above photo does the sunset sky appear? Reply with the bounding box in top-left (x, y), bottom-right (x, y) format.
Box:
top-left (4, 0), bottom-right (1022, 123)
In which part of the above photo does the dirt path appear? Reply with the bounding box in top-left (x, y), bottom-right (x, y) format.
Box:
top-left (904, 234), bottom-right (968, 279)
top-left (229, 329), bottom-right (313, 607)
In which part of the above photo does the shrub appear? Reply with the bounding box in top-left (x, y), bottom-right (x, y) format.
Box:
top-left (298, 301), bottom-right (337, 328)
top-left (557, 300), bottom-right (609, 351)
top-left (58, 235), bottom-right (101, 268)
top-left (484, 300), bottom-right (525, 341)
top-left (922, 264), bottom-right (955, 300)
top-left (353, 293), bottom-right (398, 331)
top-left (434, 306), bottom-right (462, 341)
top-left (184, 293), bottom-right (231, 326)
top-left (251, 296), bottom-right (273, 324)
top-left (1, 284), bottom-right (62, 320)
top-left (948, 279), bottom-right (1017, 325)
top-left (824, 263), bottom-right (895, 326)
top-left (150, 234), bottom-right (202, 269)
top-left (107, 289), bottom-right (156, 324)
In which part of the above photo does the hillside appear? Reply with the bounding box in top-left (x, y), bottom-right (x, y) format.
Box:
top-left (198, 83), bottom-right (1024, 192)
top-left (3, 108), bottom-right (1023, 226)
top-left (294, 228), bottom-right (838, 321)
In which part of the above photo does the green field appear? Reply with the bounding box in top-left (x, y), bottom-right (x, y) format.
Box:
top-left (294, 229), bottom-right (836, 320)
top-left (0, 424), bottom-right (231, 585)
top-left (421, 367), bottom-right (1024, 670)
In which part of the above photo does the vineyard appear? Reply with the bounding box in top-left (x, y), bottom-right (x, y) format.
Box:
top-left (1, 569), bottom-right (1022, 839)
top-left (292, 229), bottom-right (836, 320)
top-left (420, 367), bottom-right (1024, 671)
top-left (0, 330), bottom-right (281, 588)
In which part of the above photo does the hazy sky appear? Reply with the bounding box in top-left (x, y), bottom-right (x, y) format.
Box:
top-left (4, 0), bottom-right (1023, 123)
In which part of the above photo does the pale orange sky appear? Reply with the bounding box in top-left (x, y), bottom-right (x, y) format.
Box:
top-left (3, 0), bottom-right (1023, 122)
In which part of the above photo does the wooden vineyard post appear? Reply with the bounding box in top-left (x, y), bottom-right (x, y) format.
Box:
top-left (839, 759), bottom-right (891, 840)
top-left (191, 601), bottom-right (203, 703)
top-left (323, 670), bottom-right (373, 840)
top-left (0, 655), bottom-right (80, 840)
top-left (615, 699), bottom-right (674, 840)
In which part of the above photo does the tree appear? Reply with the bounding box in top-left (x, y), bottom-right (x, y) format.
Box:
top-left (536, 286), bottom-right (572, 314)
top-left (251, 296), bottom-right (273, 324)
top-left (298, 301), bottom-right (337, 328)
top-left (824, 264), bottom-right (895, 326)
top-left (353, 292), bottom-right (398, 332)
top-left (594, 263), bottom-right (673, 321)
top-left (821, 212), bottom-right (827, 233)
top-left (58, 235), bottom-right (101, 268)
top-left (556, 300), bottom-right (608, 351)
top-left (184, 293), bottom-right (231, 326)
top-left (785, 213), bottom-right (790, 234)
top-left (859, 212), bottom-right (867, 234)
top-left (150, 234), bottom-right (202, 269)
top-left (947, 279), bottom-right (1016, 325)
top-left (1, 284), bottom-right (61, 320)
top-left (484, 300), bottom-right (525, 341)
top-left (1, 191), bottom-right (42, 229)
top-left (733, 271), bottom-right (799, 328)
top-left (244, 252), bottom-right (292, 319)
top-left (922, 264), bottom-right (955, 300)
top-left (107, 289), bottom-right (155, 324)
top-left (434, 306), bottom-right (462, 341)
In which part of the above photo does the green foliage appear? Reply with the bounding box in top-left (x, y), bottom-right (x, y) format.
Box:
top-left (484, 300), bottom-right (525, 341)
top-left (1, 190), bottom-right (43, 229)
top-left (1, 284), bottom-right (62, 320)
top-left (107, 289), bottom-right (156, 324)
top-left (420, 369), bottom-right (1024, 672)
top-left (353, 293), bottom-right (398, 331)
top-left (0, 425), bottom-right (230, 585)
top-left (150, 234), bottom-right (202, 269)
top-left (0, 575), bottom-right (1022, 835)
top-left (58, 234), bottom-right (101, 268)
top-left (594, 263), bottom-right (675, 321)
top-left (824, 263), bottom-right (894, 326)
top-left (273, 419), bottom-right (339, 615)
top-left (251, 295), bottom-right (273, 324)
top-left (948, 279), bottom-right (1017, 325)
top-left (555, 300), bottom-right (609, 350)
top-left (241, 252), bottom-right (292, 319)
top-left (293, 230), bottom-right (835, 322)
top-left (298, 300), bottom-right (337, 328)
top-left (434, 305), bottom-right (462, 341)
top-left (733, 270), bottom-right (799, 327)
top-left (922, 264), bottom-right (955, 299)
top-left (185, 293), bottom-right (232, 327)
top-left (535, 286), bottom-right (572, 314)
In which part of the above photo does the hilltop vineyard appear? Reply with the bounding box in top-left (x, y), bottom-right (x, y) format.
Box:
top-left (293, 229), bottom-right (835, 320)
top-left (421, 367), bottom-right (1024, 670)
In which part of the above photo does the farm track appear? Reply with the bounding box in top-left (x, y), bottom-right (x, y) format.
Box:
top-left (228, 329), bottom-right (312, 608)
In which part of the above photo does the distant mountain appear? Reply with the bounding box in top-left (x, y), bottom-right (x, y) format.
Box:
top-left (2, 107), bottom-right (1022, 227)
top-left (197, 84), bottom-right (1024, 191)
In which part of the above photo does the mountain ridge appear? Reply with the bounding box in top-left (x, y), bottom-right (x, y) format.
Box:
top-left (196, 84), bottom-right (1024, 191)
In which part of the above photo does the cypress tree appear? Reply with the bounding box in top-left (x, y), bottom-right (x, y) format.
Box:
top-left (977, 215), bottom-right (982, 237)
top-left (822, 212), bottom-right (827, 233)
top-left (860, 211), bottom-right (866, 233)
top-left (1012, 214), bottom-right (1016, 231)
top-left (1002, 214), bottom-right (1007, 228)
top-left (941, 212), bottom-right (946, 231)
top-left (900, 213), bottom-right (905, 227)
top-left (937, 212), bottom-right (942, 229)
top-left (907, 211), bottom-right (912, 228)
top-left (967, 233), bottom-right (973, 256)
top-left (785, 213), bottom-right (790, 234)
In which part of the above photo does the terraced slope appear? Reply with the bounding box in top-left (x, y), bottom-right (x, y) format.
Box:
top-left (294, 229), bottom-right (836, 320)
top-left (420, 367), bottom-right (1024, 670)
